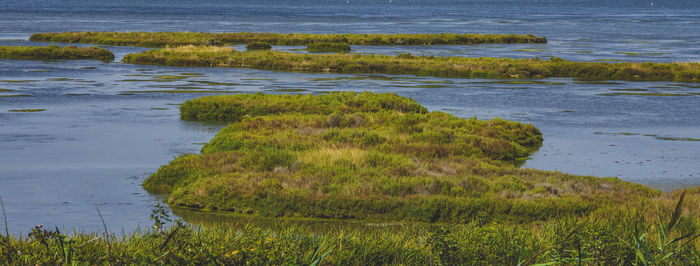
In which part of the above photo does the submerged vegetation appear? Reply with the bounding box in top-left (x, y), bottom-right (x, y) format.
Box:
top-left (30, 32), bottom-right (547, 47)
top-left (122, 46), bottom-right (700, 82)
top-left (0, 45), bottom-right (114, 61)
top-left (306, 42), bottom-right (351, 53)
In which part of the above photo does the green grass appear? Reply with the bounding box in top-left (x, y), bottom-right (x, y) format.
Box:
top-left (246, 42), bottom-right (272, 50)
top-left (8, 109), bottom-right (45, 112)
top-left (122, 46), bottom-right (700, 82)
top-left (306, 42), bottom-right (351, 53)
top-left (0, 45), bottom-right (114, 61)
top-left (140, 92), bottom-right (676, 226)
top-left (29, 32), bottom-right (547, 47)
top-left (1, 188), bottom-right (697, 265)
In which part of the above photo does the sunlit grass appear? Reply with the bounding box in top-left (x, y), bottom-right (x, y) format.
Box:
top-left (123, 46), bottom-right (700, 82)
top-left (0, 45), bottom-right (114, 61)
top-left (30, 32), bottom-right (548, 47)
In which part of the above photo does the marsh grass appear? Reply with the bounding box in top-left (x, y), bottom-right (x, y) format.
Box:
top-left (0, 45), bottom-right (114, 61)
top-left (140, 92), bottom-right (676, 225)
top-left (306, 42), bottom-right (351, 53)
top-left (8, 109), bottom-right (45, 112)
top-left (30, 32), bottom-right (547, 47)
top-left (246, 42), bottom-right (272, 51)
top-left (122, 47), bottom-right (700, 82)
top-left (0, 190), bottom-right (697, 265)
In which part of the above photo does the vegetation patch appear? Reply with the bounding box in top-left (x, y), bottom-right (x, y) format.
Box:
top-left (0, 45), bottom-right (114, 61)
top-left (139, 92), bottom-right (679, 226)
top-left (0, 94), bottom-right (30, 97)
top-left (516, 49), bottom-right (546, 52)
top-left (598, 92), bottom-right (689, 96)
top-left (0, 80), bottom-right (38, 83)
top-left (122, 46), bottom-right (700, 82)
top-left (306, 42), bottom-right (351, 53)
top-left (2, 189), bottom-right (698, 265)
top-left (475, 80), bottom-right (566, 85)
top-left (611, 88), bottom-right (648, 92)
top-left (246, 42), bottom-right (272, 51)
top-left (30, 32), bottom-right (548, 47)
top-left (8, 108), bottom-right (45, 112)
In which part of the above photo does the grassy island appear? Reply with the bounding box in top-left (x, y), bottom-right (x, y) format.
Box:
top-left (146, 92), bottom-right (658, 223)
top-left (246, 42), bottom-right (272, 51)
top-left (307, 42), bottom-right (352, 53)
top-left (122, 46), bottom-right (700, 82)
top-left (0, 45), bottom-right (114, 61)
top-left (29, 32), bottom-right (547, 47)
top-left (1, 92), bottom-right (697, 264)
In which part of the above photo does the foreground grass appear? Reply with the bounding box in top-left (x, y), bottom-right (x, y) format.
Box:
top-left (122, 46), bottom-right (700, 82)
top-left (29, 32), bottom-right (547, 47)
top-left (1, 191), bottom-right (697, 265)
top-left (143, 92), bottom-right (667, 225)
top-left (0, 45), bottom-right (114, 61)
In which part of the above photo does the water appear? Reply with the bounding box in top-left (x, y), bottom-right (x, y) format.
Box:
top-left (1, 0), bottom-right (699, 235)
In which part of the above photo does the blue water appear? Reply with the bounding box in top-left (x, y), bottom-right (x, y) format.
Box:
top-left (1, 0), bottom-right (699, 235)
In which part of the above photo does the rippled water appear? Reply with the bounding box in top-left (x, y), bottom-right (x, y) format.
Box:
top-left (1, 0), bottom-right (699, 234)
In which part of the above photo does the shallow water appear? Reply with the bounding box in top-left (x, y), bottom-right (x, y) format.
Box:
top-left (1, 0), bottom-right (699, 234)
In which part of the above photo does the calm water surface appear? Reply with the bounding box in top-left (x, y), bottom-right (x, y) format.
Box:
top-left (1, 0), bottom-right (699, 234)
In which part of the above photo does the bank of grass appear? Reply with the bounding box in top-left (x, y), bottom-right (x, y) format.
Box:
top-left (141, 92), bottom-right (673, 226)
top-left (122, 46), bottom-right (700, 82)
top-left (29, 32), bottom-right (547, 47)
top-left (0, 45), bottom-right (114, 61)
top-left (307, 42), bottom-right (351, 53)
top-left (246, 42), bottom-right (272, 51)
top-left (1, 189), bottom-right (697, 265)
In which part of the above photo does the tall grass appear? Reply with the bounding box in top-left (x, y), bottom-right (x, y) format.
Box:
top-left (0, 45), bottom-right (114, 61)
top-left (0, 191), bottom-right (697, 264)
top-left (30, 32), bottom-right (547, 47)
top-left (122, 46), bottom-right (700, 82)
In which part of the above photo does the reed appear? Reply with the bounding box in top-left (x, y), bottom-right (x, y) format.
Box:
top-left (29, 32), bottom-right (547, 47)
top-left (122, 46), bottom-right (700, 82)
